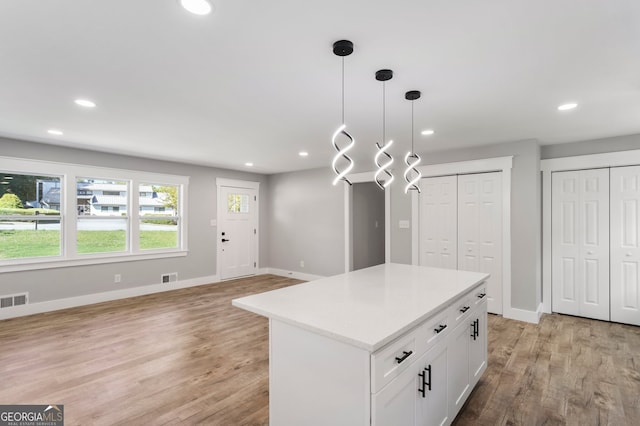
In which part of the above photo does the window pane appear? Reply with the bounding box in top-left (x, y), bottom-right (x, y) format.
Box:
top-left (0, 219), bottom-right (61, 259)
top-left (77, 218), bottom-right (127, 254)
top-left (0, 172), bottom-right (62, 260)
top-left (227, 193), bottom-right (249, 213)
top-left (139, 184), bottom-right (179, 250)
top-left (77, 178), bottom-right (128, 217)
top-left (140, 219), bottom-right (178, 250)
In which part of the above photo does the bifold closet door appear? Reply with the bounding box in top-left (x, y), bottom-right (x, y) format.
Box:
top-left (458, 172), bottom-right (503, 315)
top-left (419, 175), bottom-right (457, 269)
top-left (610, 166), bottom-right (640, 326)
top-left (552, 169), bottom-right (609, 321)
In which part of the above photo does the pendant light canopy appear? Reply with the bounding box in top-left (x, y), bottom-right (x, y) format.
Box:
top-left (404, 90), bottom-right (422, 194)
top-left (331, 40), bottom-right (355, 186)
top-left (374, 69), bottom-right (394, 190)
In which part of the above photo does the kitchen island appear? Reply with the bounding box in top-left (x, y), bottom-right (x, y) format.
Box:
top-left (232, 263), bottom-right (489, 426)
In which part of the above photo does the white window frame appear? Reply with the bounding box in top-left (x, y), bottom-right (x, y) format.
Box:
top-left (0, 156), bottom-right (189, 272)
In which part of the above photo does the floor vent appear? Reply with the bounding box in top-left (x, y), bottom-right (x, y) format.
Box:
top-left (0, 293), bottom-right (28, 309)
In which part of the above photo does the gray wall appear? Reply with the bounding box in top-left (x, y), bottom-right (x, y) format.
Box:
top-left (542, 133), bottom-right (640, 159)
top-left (0, 137), bottom-right (270, 303)
top-left (390, 139), bottom-right (542, 312)
top-left (267, 167), bottom-right (344, 277)
top-left (352, 182), bottom-right (385, 271)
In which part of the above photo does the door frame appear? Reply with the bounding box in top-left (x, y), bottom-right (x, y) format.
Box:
top-left (343, 172), bottom-right (391, 273)
top-left (410, 156), bottom-right (513, 319)
top-left (216, 178), bottom-right (260, 280)
top-left (541, 149), bottom-right (640, 313)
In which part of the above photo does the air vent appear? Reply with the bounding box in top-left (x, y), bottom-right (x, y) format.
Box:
top-left (0, 293), bottom-right (28, 309)
top-left (161, 273), bottom-right (178, 284)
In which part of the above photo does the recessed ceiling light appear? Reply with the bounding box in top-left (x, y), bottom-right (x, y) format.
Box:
top-left (421, 129), bottom-right (435, 136)
top-left (4, 176), bottom-right (14, 180)
top-left (75, 99), bottom-right (96, 108)
top-left (180, 0), bottom-right (213, 15)
top-left (0, 181), bottom-right (8, 185)
top-left (557, 102), bottom-right (578, 111)
top-left (299, 151), bottom-right (309, 157)
top-left (47, 129), bottom-right (63, 136)
top-left (245, 162), bottom-right (254, 167)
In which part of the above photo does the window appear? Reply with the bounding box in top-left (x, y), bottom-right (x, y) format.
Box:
top-left (77, 178), bottom-right (128, 254)
top-left (140, 184), bottom-right (179, 250)
top-left (227, 193), bottom-right (249, 213)
top-left (0, 156), bottom-right (188, 271)
top-left (0, 173), bottom-right (62, 260)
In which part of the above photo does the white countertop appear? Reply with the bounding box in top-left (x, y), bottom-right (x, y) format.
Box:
top-left (232, 263), bottom-right (489, 352)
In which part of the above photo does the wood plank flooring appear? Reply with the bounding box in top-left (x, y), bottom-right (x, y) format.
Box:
top-left (1, 275), bottom-right (639, 425)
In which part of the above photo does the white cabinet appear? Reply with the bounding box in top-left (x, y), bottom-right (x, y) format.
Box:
top-left (552, 169), bottom-right (610, 321)
top-left (469, 300), bottom-right (488, 387)
top-left (372, 288), bottom-right (488, 426)
top-left (610, 166), bottom-right (640, 326)
top-left (420, 173), bottom-right (503, 315)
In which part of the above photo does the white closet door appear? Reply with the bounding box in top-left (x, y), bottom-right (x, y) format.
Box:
top-left (610, 166), bottom-right (640, 326)
top-left (420, 176), bottom-right (457, 269)
top-left (458, 172), bottom-right (503, 315)
top-left (552, 169), bottom-right (609, 321)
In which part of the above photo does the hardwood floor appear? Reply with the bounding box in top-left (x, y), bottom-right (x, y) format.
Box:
top-left (1, 275), bottom-right (639, 425)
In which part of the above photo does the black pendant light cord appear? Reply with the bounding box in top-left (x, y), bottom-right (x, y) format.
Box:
top-left (411, 100), bottom-right (415, 152)
top-left (383, 81), bottom-right (386, 142)
top-left (341, 57), bottom-right (345, 125)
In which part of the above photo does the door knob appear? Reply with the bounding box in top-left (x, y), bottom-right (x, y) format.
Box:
top-left (222, 238), bottom-right (230, 242)
top-left (627, 252), bottom-right (633, 257)
top-left (587, 251), bottom-right (594, 255)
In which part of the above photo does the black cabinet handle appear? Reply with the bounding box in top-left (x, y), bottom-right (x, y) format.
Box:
top-left (460, 306), bottom-right (470, 313)
top-left (395, 350), bottom-right (412, 364)
top-left (470, 318), bottom-right (480, 340)
top-left (424, 365), bottom-right (432, 391)
top-left (221, 238), bottom-right (230, 242)
top-left (477, 293), bottom-right (486, 299)
top-left (418, 370), bottom-right (426, 398)
top-left (434, 324), bottom-right (447, 334)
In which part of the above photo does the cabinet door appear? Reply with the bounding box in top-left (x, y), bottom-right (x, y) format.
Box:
top-left (416, 343), bottom-right (449, 426)
top-left (552, 169), bottom-right (610, 321)
top-left (469, 301), bottom-right (488, 388)
top-left (610, 166), bottom-right (640, 326)
top-left (420, 176), bottom-right (458, 269)
top-left (458, 172), bottom-right (503, 315)
top-left (372, 352), bottom-right (425, 426)
top-left (447, 320), bottom-right (470, 419)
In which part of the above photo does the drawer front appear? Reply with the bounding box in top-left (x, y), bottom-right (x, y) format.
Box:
top-left (415, 308), bottom-right (450, 356)
top-left (371, 330), bottom-right (418, 393)
top-left (451, 293), bottom-right (474, 326)
top-left (472, 284), bottom-right (488, 306)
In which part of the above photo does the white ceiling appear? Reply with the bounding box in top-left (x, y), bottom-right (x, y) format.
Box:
top-left (1, 0), bottom-right (639, 174)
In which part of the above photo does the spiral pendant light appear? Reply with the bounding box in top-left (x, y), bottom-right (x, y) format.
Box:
top-left (374, 69), bottom-right (394, 190)
top-left (331, 40), bottom-right (355, 186)
top-left (404, 90), bottom-right (422, 193)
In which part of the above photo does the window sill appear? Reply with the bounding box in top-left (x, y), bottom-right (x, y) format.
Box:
top-left (0, 250), bottom-right (189, 273)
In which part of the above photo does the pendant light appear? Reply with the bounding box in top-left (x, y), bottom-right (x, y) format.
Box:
top-left (374, 69), bottom-right (394, 190)
top-left (331, 40), bottom-right (355, 186)
top-left (404, 90), bottom-right (422, 193)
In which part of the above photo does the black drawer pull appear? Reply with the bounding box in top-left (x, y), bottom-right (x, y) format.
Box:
top-left (434, 324), bottom-right (447, 334)
top-left (477, 293), bottom-right (486, 299)
top-left (459, 306), bottom-right (470, 313)
top-left (395, 350), bottom-right (413, 364)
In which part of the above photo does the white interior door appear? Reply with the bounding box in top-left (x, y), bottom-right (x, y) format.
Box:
top-left (458, 172), bottom-right (503, 315)
top-left (419, 175), bottom-right (457, 269)
top-left (610, 166), bottom-right (640, 326)
top-left (552, 169), bottom-right (609, 321)
top-left (219, 186), bottom-right (257, 280)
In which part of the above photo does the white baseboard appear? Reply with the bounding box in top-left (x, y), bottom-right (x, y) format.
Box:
top-left (0, 274), bottom-right (220, 321)
top-left (503, 303), bottom-right (544, 324)
top-left (264, 268), bottom-right (325, 282)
